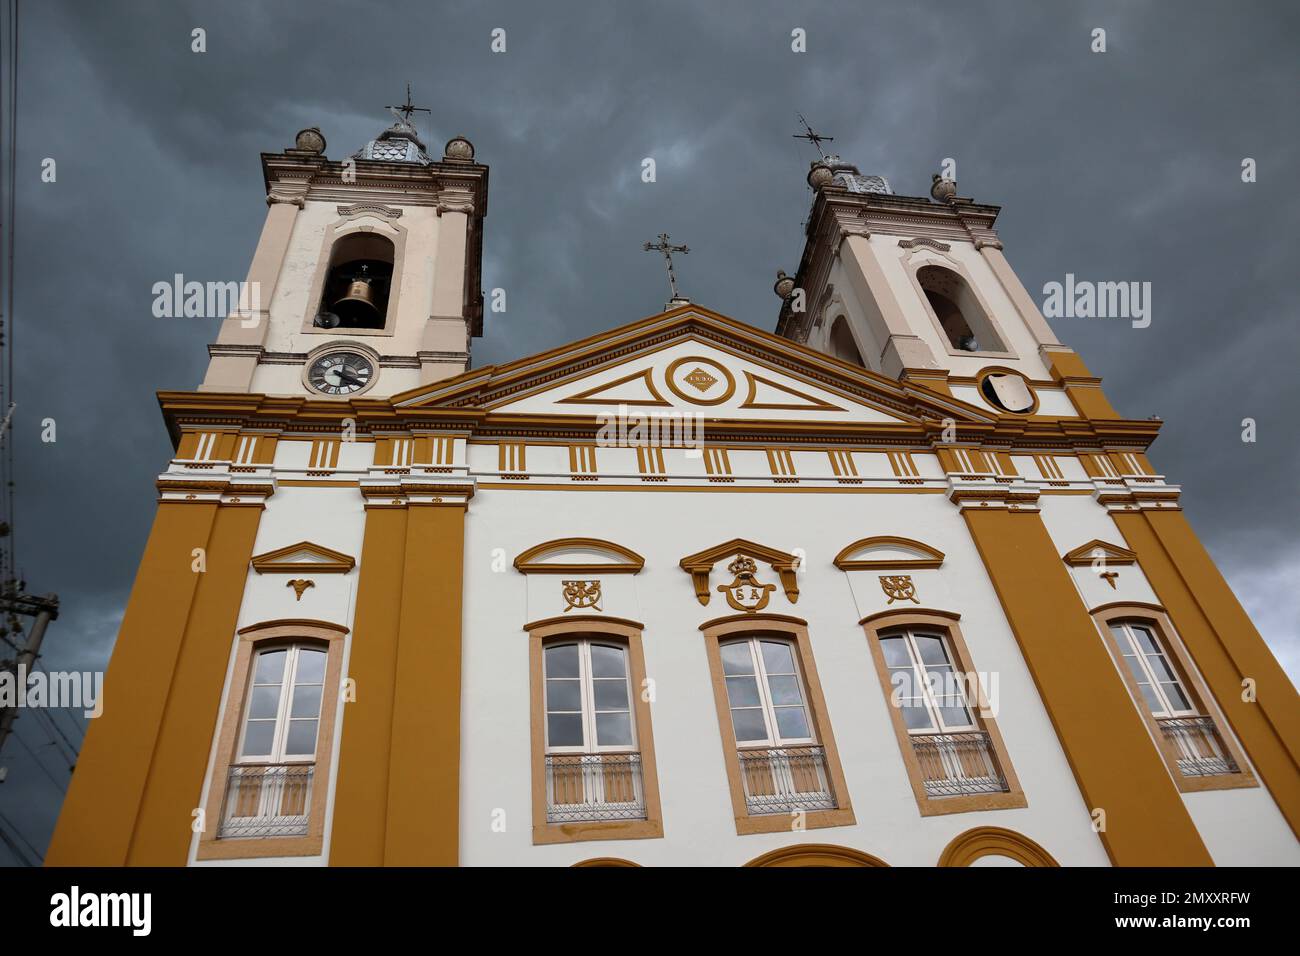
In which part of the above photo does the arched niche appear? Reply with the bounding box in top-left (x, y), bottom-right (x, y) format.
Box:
top-left (744, 844), bottom-right (889, 867)
top-left (938, 826), bottom-right (1059, 867)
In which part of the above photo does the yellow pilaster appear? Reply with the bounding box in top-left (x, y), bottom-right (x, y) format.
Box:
top-left (46, 500), bottom-right (260, 866)
top-left (330, 499), bottom-right (467, 866)
top-left (963, 508), bottom-right (1212, 865)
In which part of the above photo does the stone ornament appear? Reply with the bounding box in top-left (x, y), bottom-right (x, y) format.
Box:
top-left (879, 574), bottom-right (919, 605)
top-left (717, 555), bottom-right (777, 613)
top-left (294, 127), bottom-right (326, 154)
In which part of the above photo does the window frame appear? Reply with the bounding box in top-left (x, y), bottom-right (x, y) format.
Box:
top-left (542, 638), bottom-right (638, 755)
top-left (861, 609), bottom-right (1027, 817)
top-left (719, 635), bottom-right (818, 748)
top-left (526, 615), bottom-right (664, 845)
top-left (1092, 603), bottom-right (1256, 793)
top-left (700, 614), bottom-right (856, 836)
top-left (196, 620), bottom-right (347, 861)
top-left (234, 643), bottom-right (329, 765)
top-left (878, 627), bottom-right (980, 735)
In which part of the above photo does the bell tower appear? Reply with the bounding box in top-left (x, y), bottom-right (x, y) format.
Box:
top-left (775, 157), bottom-right (1110, 418)
top-left (201, 96), bottom-right (488, 399)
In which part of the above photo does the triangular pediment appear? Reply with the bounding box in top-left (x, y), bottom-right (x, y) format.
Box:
top-left (251, 541), bottom-right (356, 574)
top-left (1062, 540), bottom-right (1138, 567)
top-left (391, 305), bottom-right (992, 428)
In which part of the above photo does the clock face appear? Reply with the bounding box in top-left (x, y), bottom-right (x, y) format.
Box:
top-left (307, 351), bottom-right (374, 396)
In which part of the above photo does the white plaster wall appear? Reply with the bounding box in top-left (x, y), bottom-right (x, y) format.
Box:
top-left (188, 485), bottom-right (366, 866)
top-left (459, 487), bottom-right (1111, 866)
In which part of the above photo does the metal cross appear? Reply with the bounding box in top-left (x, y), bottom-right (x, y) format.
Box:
top-left (387, 83), bottom-right (431, 127)
top-left (643, 233), bottom-right (689, 300)
top-left (792, 113), bottom-right (834, 161)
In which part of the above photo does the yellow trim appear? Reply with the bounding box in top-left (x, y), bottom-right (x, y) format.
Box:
top-left (250, 540), bottom-right (356, 574)
top-left (833, 536), bottom-right (945, 571)
top-left (741, 370), bottom-right (844, 411)
top-left (679, 538), bottom-right (801, 607)
top-left (1062, 539), bottom-right (1138, 567)
top-left (557, 367), bottom-right (672, 407)
top-left (744, 844), bottom-right (888, 867)
top-left (938, 827), bottom-right (1059, 867)
top-left (513, 538), bottom-right (646, 575)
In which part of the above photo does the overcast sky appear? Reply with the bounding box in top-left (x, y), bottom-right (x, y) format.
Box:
top-left (1, 0), bottom-right (1296, 865)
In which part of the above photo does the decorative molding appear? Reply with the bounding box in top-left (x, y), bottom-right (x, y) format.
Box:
top-left (557, 367), bottom-right (671, 407)
top-left (336, 202), bottom-right (403, 220)
top-left (834, 535), bottom-right (946, 570)
top-left (744, 844), bottom-right (889, 867)
top-left (287, 579), bottom-right (315, 601)
top-left (898, 237), bottom-right (951, 251)
top-left (938, 827), bottom-right (1059, 867)
top-left (678, 538), bottom-right (801, 607)
top-left (740, 370), bottom-right (844, 411)
top-left (1062, 539), bottom-right (1138, 567)
top-left (250, 540), bottom-right (356, 574)
top-left (514, 538), bottom-right (645, 575)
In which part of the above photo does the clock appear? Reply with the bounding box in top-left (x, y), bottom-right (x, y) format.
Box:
top-left (306, 351), bottom-right (375, 396)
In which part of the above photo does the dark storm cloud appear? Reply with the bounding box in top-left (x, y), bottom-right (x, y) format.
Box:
top-left (2, 0), bottom-right (1296, 862)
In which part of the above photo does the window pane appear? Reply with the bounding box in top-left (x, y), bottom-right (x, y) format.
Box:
top-left (1131, 626), bottom-right (1161, 656)
top-left (249, 685), bottom-right (281, 720)
top-left (291, 684), bottom-right (322, 719)
top-left (880, 636), bottom-right (912, 668)
top-left (544, 644), bottom-right (580, 678)
top-left (720, 642), bottom-right (755, 675)
top-left (241, 719), bottom-right (275, 757)
top-left (901, 703), bottom-right (934, 731)
top-left (767, 674), bottom-right (804, 706)
top-left (724, 675), bottom-right (761, 708)
top-left (760, 640), bottom-right (796, 675)
top-left (254, 649), bottom-right (286, 685)
top-left (774, 706), bottom-right (811, 740)
top-left (731, 708), bottom-right (768, 742)
top-left (1161, 682), bottom-right (1191, 712)
top-left (1137, 682), bottom-right (1163, 714)
top-left (593, 678), bottom-right (628, 711)
top-left (294, 648), bottom-right (326, 684)
top-left (596, 712), bottom-right (633, 748)
top-left (938, 704), bottom-right (973, 728)
top-left (913, 634), bottom-right (951, 667)
top-left (1145, 653), bottom-right (1178, 682)
top-left (589, 644), bottom-right (627, 679)
top-left (285, 718), bottom-right (318, 756)
top-left (545, 678), bottom-right (581, 712)
top-left (547, 712), bottom-right (584, 748)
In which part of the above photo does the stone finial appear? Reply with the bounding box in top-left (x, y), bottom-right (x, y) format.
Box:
top-left (807, 160), bottom-right (834, 190)
top-left (773, 269), bottom-right (796, 299)
top-left (444, 135), bottom-right (475, 161)
top-left (930, 173), bottom-right (957, 203)
top-left (292, 127), bottom-right (326, 155)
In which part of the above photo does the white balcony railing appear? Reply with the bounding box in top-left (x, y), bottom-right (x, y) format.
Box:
top-left (912, 731), bottom-right (1009, 798)
top-left (1157, 716), bottom-right (1240, 777)
top-left (219, 763), bottom-right (313, 839)
top-left (545, 753), bottom-right (647, 823)
top-left (737, 746), bottom-right (836, 815)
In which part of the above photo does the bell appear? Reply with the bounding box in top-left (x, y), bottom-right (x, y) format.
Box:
top-left (332, 277), bottom-right (381, 327)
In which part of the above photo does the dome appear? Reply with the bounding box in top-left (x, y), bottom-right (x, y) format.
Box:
top-left (354, 119), bottom-right (432, 165)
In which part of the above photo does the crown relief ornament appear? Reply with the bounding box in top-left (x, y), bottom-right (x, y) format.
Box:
top-left (716, 555), bottom-right (777, 613)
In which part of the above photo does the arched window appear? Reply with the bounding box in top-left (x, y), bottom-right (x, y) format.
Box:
top-left (1093, 606), bottom-right (1253, 791)
top-left (197, 620), bottom-right (346, 861)
top-left (828, 316), bottom-right (865, 367)
top-left (916, 265), bottom-right (1005, 354)
top-left (314, 233), bottom-right (395, 330)
top-left (860, 611), bottom-right (1025, 816)
top-left (699, 616), bottom-right (854, 834)
top-left (526, 616), bottom-right (664, 845)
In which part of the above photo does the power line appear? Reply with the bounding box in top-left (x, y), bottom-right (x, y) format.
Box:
top-left (9, 721), bottom-right (68, 794)
top-left (0, 807), bottom-right (41, 864)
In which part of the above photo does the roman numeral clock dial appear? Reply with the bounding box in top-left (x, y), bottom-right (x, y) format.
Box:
top-left (307, 351), bottom-right (375, 396)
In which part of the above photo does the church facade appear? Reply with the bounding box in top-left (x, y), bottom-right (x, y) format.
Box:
top-left (47, 113), bottom-right (1299, 867)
